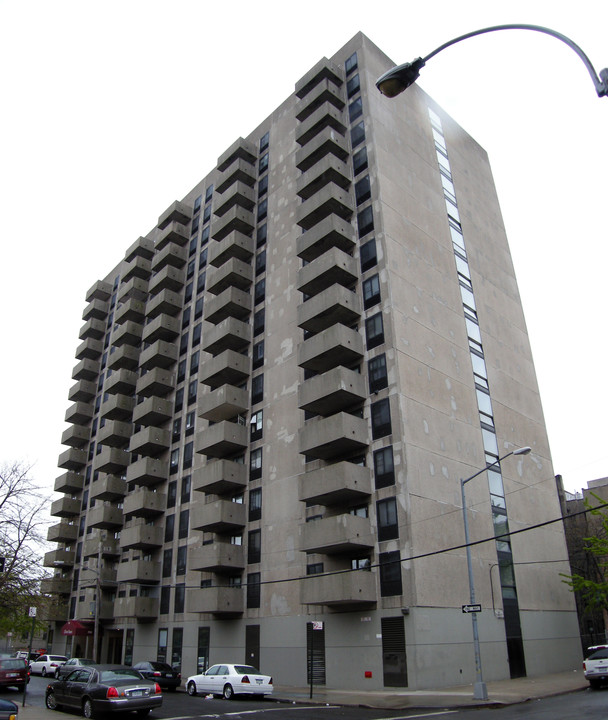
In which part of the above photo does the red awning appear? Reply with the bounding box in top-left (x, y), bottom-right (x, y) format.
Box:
top-left (60, 620), bottom-right (94, 637)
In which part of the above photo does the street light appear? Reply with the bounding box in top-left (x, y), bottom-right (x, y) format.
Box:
top-left (461, 445), bottom-right (531, 700)
top-left (376, 24), bottom-right (608, 99)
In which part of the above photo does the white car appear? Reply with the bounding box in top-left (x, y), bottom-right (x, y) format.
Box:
top-left (186, 663), bottom-right (273, 699)
top-left (29, 654), bottom-right (67, 677)
top-left (584, 647), bottom-right (608, 688)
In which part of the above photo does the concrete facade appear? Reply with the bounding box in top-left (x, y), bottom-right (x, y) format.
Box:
top-left (44, 33), bottom-right (580, 691)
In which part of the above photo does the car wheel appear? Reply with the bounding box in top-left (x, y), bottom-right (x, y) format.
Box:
top-left (223, 683), bottom-right (234, 700)
top-left (46, 690), bottom-right (61, 711)
top-left (187, 681), bottom-right (197, 696)
top-left (83, 697), bottom-right (95, 719)
top-left (589, 679), bottom-right (601, 690)
top-left (41, 667), bottom-right (47, 677)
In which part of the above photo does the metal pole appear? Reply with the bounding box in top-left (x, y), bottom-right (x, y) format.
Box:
top-left (22, 613), bottom-right (36, 708)
top-left (92, 546), bottom-right (100, 663)
top-left (461, 478), bottom-right (488, 701)
top-left (309, 622), bottom-right (314, 699)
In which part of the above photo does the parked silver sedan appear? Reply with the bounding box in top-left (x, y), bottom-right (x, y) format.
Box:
top-left (186, 663), bottom-right (273, 699)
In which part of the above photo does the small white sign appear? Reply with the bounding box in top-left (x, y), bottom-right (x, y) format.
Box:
top-left (28, 607), bottom-right (37, 618)
top-left (312, 621), bottom-right (323, 630)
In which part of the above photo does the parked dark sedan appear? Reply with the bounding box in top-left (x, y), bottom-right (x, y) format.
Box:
top-left (55, 658), bottom-right (96, 679)
top-left (131, 662), bottom-right (180, 691)
top-left (0, 698), bottom-right (18, 720)
top-left (45, 665), bottom-right (162, 718)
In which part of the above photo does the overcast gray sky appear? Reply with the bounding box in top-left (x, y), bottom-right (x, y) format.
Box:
top-left (1, 0), bottom-right (606, 503)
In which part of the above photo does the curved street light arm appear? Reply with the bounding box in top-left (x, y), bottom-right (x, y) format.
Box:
top-left (377, 24), bottom-right (608, 98)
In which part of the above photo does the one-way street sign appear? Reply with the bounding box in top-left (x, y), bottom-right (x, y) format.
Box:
top-left (462, 604), bottom-right (482, 613)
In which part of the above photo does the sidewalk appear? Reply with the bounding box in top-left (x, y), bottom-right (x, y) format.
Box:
top-left (8, 670), bottom-right (589, 719)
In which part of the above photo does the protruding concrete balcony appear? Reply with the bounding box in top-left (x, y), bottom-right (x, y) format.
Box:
top-left (298, 462), bottom-right (372, 506)
top-left (202, 317), bottom-right (251, 355)
top-left (151, 240), bottom-right (187, 272)
top-left (208, 230), bottom-right (254, 268)
top-left (114, 596), bottom-right (159, 622)
top-left (148, 264), bottom-right (185, 296)
top-left (296, 185), bottom-right (353, 231)
top-left (40, 577), bottom-right (71, 595)
top-left (295, 101), bottom-right (347, 147)
top-left (114, 298), bottom-right (146, 325)
top-left (80, 564), bottom-right (118, 588)
top-left (217, 137), bottom-right (257, 172)
top-left (132, 396), bottom-right (173, 426)
top-left (54, 472), bottom-right (84, 494)
top-left (295, 126), bottom-right (349, 173)
top-left (107, 345), bottom-right (140, 371)
top-left (129, 427), bottom-right (171, 457)
top-left (64, 402), bottom-right (94, 426)
top-left (211, 207), bottom-right (255, 242)
top-left (47, 602), bottom-right (70, 622)
top-left (297, 286), bottom-right (360, 334)
top-left (83, 535), bottom-right (120, 558)
top-left (200, 349), bottom-right (249, 389)
top-left (300, 513), bottom-right (373, 554)
top-left (87, 503), bottom-right (124, 530)
top-left (125, 236), bottom-right (155, 263)
top-left (296, 155), bottom-right (351, 201)
top-left (122, 255), bottom-right (152, 282)
top-left (112, 320), bottom-right (143, 348)
top-left (123, 488), bottom-right (167, 518)
top-left (72, 358), bottom-right (100, 381)
top-left (90, 474), bottom-right (126, 501)
top-left (191, 499), bottom-right (246, 533)
top-left (206, 258), bottom-right (253, 296)
top-left (78, 317), bottom-right (105, 341)
top-left (96, 419), bottom-right (132, 449)
top-left (86, 279), bottom-right (113, 303)
top-left (214, 181), bottom-right (256, 217)
top-left (68, 379), bottom-right (97, 403)
top-left (301, 569), bottom-right (376, 607)
top-left (61, 424), bottom-right (90, 448)
top-left (298, 325), bottom-right (363, 373)
top-left (295, 57), bottom-right (343, 99)
top-left (186, 586), bottom-right (243, 616)
top-left (158, 200), bottom-right (192, 230)
top-left (104, 368), bottom-right (138, 395)
top-left (57, 447), bottom-right (88, 471)
top-left (126, 458), bottom-right (168, 487)
top-left (75, 337), bottom-right (104, 361)
top-left (298, 366), bottom-right (366, 416)
top-left (195, 421), bottom-right (248, 458)
top-left (135, 368), bottom-right (174, 398)
top-left (139, 339), bottom-right (178, 371)
top-left (198, 385), bottom-right (248, 422)
top-left (156, 221), bottom-right (189, 251)
top-left (117, 276), bottom-right (149, 303)
top-left (82, 298), bottom-right (109, 322)
top-left (117, 559), bottom-right (162, 585)
top-left (142, 314), bottom-right (180, 344)
top-left (188, 543), bottom-right (246, 573)
top-left (296, 215), bottom-right (356, 262)
top-left (120, 523), bottom-right (164, 551)
top-left (216, 159), bottom-right (256, 194)
top-left (47, 522), bottom-right (78, 543)
top-left (94, 447), bottom-right (130, 474)
top-left (50, 496), bottom-right (81, 518)
top-left (204, 286), bottom-right (252, 325)
top-left (100, 394), bottom-right (135, 421)
top-left (297, 247), bottom-right (357, 297)
top-left (44, 549), bottom-right (76, 568)
top-left (192, 459), bottom-right (247, 495)
top-left (145, 288), bottom-right (182, 319)
top-left (295, 76), bottom-right (345, 122)
top-left (298, 412), bottom-right (368, 461)
top-left (76, 597), bottom-right (114, 621)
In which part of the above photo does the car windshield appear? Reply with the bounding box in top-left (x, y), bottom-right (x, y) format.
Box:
top-left (234, 665), bottom-right (260, 675)
top-left (589, 649), bottom-right (608, 660)
top-left (150, 662), bottom-right (172, 671)
top-left (50, 656), bottom-right (67, 662)
top-left (77, 659), bottom-right (95, 665)
top-left (100, 669), bottom-right (143, 682)
top-left (0, 660), bottom-right (24, 669)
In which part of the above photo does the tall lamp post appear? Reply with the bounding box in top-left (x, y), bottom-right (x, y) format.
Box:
top-left (461, 446), bottom-right (531, 700)
top-left (375, 24), bottom-right (608, 99)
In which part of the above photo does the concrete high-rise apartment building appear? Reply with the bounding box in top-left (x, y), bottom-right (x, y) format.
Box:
top-left (44, 33), bottom-right (580, 691)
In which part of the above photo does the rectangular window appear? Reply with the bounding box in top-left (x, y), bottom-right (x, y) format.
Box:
top-left (160, 586), bottom-right (171, 614)
top-left (248, 529), bottom-right (261, 564)
top-left (258, 174), bottom-right (268, 197)
top-left (374, 446), bottom-right (395, 489)
top-left (346, 73), bottom-right (360, 98)
top-left (362, 274), bottom-right (381, 309)
top-left (157, 628), bottom-right (168, 663)
top-left (247, 572), bottom-right (261, 608)
top-left (259, 153), bottom-right (269, 173)
top-left (174, 388), bottom-right (184, 413)
top-left (188, 380), bottom-right (197, 405)
top-left (255, 250), bottom-right (266, 275)
top-left (353, 146), bottom-right (368, 175)
top-left (360, 237), bottom-right (377, 272)
top-left (190, 351), bottom-right (199, 376)
top-left (162, 549), bottom-right (173, 578)
top-left (171, 627), bottom-right (183, 672)
top-left (192, 323), bottom-right (202, 346)
top-left (183, 441), bottom-right (193, 469)
top-left (254, 278), bottom-right (265, 305)
top-left (181, 474), bottom-right (191, 503)
top-left (256, 223), bottom-right (267, 247)
top-left (371, 398), bottom-right (392, 439)
top-left (203, 204), bottom-right (211, 223)
top-left (176, 545), bottom-right (187, 576)
top-left (170, 448), bottom-right (179, 474)
top-left (197, 271), bottom-right (206, 294)
top-left (257, 199), bottom-right (267, 222)
top-left (379, 551), bottom-right (403, 596)
top-left (252, 340), bottom-right (264, 368)
top-left (250, 448), bottom-right (262, 481)
top-left (250, 410), bottom-right (263, 441)
top-left (357, 205), bottom-right (374, 237)
top-left (365, 312), bottom-right (384, 349)
top-left (253, 309), bottom-right (265, 337)
top-left (174, 584), bottom-right (185, 614)
top-left (197, 627), bottom-right (210, 674)
top-left (307, 562), bottom-right (324, 575)
top-left (251, 374), bottom-right (264, 405)
top-left (205, 185), bottom-right (213, 203)
top-left (182, 307), bottom-right (191, 328)
top-left (351, 120), bottom-right (365, 147)
top-left (349, 97), bottom-right (363, 122)
top-left (368, 353), bottom-right (388, 393)
top-left (345, 51), bottom-right (358, 75)
top-left (377, 498), bottom-right (399, 541)
top-left (178, 509), bottom-right (189, 539)
top-left (355, 175), bottom-right (371, 205)
top-left (194, 296), bottom-right (204, 319)
top-left (249, 487), bottom-right (262, 521)
top-left (164, 514), bottom-right (175, 543)
top-left (167, 480), bottom-right (177, 509)
top-left (259, 131), bottom-right (269, 151)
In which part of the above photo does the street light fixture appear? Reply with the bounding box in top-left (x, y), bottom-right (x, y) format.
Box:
top-left (461, 445), bottom-right (531, 700)
top-left (376, 24), bottom-right (608, 99)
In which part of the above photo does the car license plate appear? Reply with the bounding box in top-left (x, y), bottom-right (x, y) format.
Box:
top-left (130, 690), bottom-right (144, 697)
top-left (7, 673), bottom-right (18, 678)
top-left (256, 678), bottom-right (263, 684)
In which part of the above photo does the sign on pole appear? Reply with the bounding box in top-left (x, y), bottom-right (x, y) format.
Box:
top-left (462, 604), bottom-right (482, 614)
